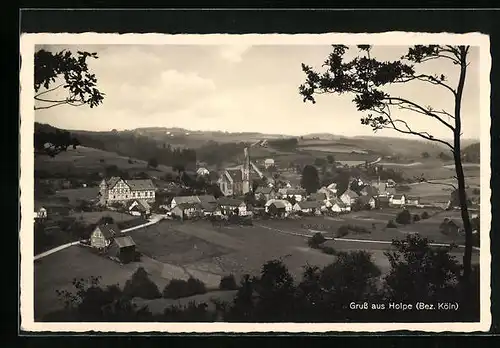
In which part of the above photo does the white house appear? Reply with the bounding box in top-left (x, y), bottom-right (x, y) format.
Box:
top-left (325, 198), bottom-right (350, 213)
top-left (196, 167), bottom-right (210, 177)
top-left (326, 183), bottom-right (338, 196)
top-left (406, 196), bottom-right (421, 207)
top-left (90, 223), bottom-right (121, 249)
top-left (34, 204), bottom-right (48, 220)
top-left (264, 158), bottom-right (275, 168)
top-left (340, 189), bottom-right (359, 206)
top-left (389, 194), bottom-right (406, 207)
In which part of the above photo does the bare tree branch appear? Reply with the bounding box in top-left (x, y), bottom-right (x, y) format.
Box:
top-left (386, 97), bottom-right (456, 132)
top-left (373, 106), bottom-right (455, 151)
top-left (396, 74), bottom-right (457, 95)
top-left (34, 83), bottom-right (64, 98)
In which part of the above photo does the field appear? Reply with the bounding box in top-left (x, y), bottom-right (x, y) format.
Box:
top-left (35, 206), bottom-right (480, 320)
top-left (53, 187), bottom-right (100, 204)
top-left (69, 211), bottom-right (136, 225)
top-left (34, 146), bottom-right (174, 175)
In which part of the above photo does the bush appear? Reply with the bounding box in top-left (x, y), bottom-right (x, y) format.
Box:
top-left (413, 214), bottom-right (421, 222)
top-left (308, 232), bottom-right (326, 249)
top-left (387, 220), bottom-right (397, 228)
top-left (472, 188), bottom-right (480, 195)
top-left (421, 211), bottom-right (430, 220)
top-left (395, 209), bottom-right (412, 225)
top-left (163, 277), bottom-right (207, 299)
top-left (123, 267), bottom-right (161, 299)
top-left (219, 275), bottom-right (238, 290)
top-left (320, 246), bottom-right (337, 255)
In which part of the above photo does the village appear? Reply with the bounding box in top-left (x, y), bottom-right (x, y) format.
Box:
top-left (34, 143), bottom-right (480, 266)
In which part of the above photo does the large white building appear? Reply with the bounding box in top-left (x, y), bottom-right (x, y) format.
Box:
top-left (99, 176), bottom-right (156, 206)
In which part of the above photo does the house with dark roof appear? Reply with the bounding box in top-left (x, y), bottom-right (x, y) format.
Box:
top-left (170, 195), bottom-right (200, 209)
top-left (128, 199), bottom-right (151, 217)
top-left (197, 195), bottom-right (218, 215)
top-left (309, 192), bottom-right (327, 202)
top-left (108, 235), bottom-right (137, 264)
top-left (265, 199), bottom-right (293, 216)
top-left (171, 202), bottom-right (203, 219)
top-left (293, 200), bottom-right (322, 215)
top-left (90, 223), bottom-right (122, 249)
top-left (254, 186), bottom-right (276, 201)
top-left (440, 218), bottom-right (462, 235)
top-left (358, 195), bottom-right (377, 209)
top-left (99, 177), bottom-right (156, 206)
top-left (217, 197), bottom-right (247, 216)
top-left (34, 202), bottom-right (48, 220)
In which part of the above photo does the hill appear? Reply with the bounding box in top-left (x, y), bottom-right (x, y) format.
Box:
top-left (462, 142), bottom-right (480, 163)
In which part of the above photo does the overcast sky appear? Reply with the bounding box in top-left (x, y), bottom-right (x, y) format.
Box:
top-left (34, 44), bottom-right (480, 139)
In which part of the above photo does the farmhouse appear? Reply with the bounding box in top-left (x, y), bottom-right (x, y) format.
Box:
top-left (99, 177), bottom-right (156, 206)
top-left (171, 202), bottom-right (203, 219)
top-left (128, 199), bottom-right (151, 217)
top-left (217, 197), bottom-right (247, 216)
top-left (340, 189), bottom-right (359, 206)
top-left (254, 186), bottom-right (276, 201)
top-left (108, 235), bottom-right (137, 264)
top-left (377, 196), bottom-right (390, 208)
top-left (389, 194), bottom-right (406, 207)
top-left (90, 223), bottom-right (121, 249)
top-left (293, 200), bottom-right (322, 215)
top-left (358, 195), bottom-right (377, 209)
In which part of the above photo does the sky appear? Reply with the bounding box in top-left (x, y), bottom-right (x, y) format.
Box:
top-left (34, 44), bottom-right (481, 140)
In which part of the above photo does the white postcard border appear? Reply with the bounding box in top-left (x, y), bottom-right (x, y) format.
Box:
top-left (20, 32), bottom-right (492, 333)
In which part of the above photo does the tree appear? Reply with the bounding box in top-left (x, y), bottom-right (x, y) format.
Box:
top-left (395, 209), bottom-right (412, 225)
top-left (327, 155), bottom-right (335, 164)
top-left (314, 157), bottom-right (326, 167)
top-left (34, 49), bottom-right (105, 157)
top-left (299, 44), bottom-right (475, 283)
top-left (421, 151), bottom-right (430, 158)
top-left (148, 157), bottom-right (158, 168)
top-left (301, 165), bottom-right (320, 194)
top-left (384, 234), bottom-right (461, 303)
top-left (123, 267), bottom-right (162, 300)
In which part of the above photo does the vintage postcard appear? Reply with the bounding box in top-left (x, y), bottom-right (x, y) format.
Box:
top-left (20, 32), bottom-right (491, 332)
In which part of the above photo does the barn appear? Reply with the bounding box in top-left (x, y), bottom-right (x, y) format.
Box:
top-left (108, 235), bottom-right (137, 264)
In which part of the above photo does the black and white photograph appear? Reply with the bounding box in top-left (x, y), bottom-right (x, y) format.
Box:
top-left (20, 32), bottom-right (491, 332)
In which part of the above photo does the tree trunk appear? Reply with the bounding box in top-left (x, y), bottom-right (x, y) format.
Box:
top-left (454, 46), bottom-right (473, 283)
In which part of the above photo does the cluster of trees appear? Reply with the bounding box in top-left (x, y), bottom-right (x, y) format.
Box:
top-left (34, 126), bottom-right (81, 157)
top-left (267, 138), bottom-right (299, 151)
top-left (46, 235), bottom-right (479, 323)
